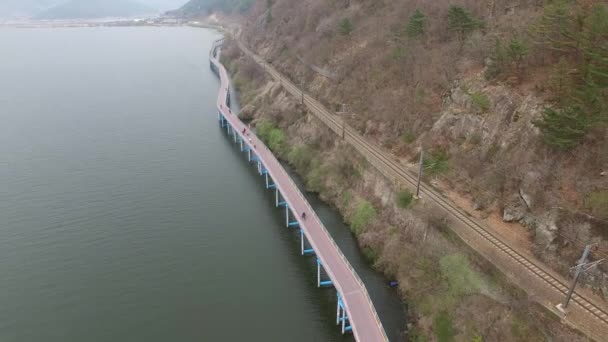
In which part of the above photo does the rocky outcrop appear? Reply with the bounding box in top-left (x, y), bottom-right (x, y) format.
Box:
top-left (533, 208), bottom-right (560, 253)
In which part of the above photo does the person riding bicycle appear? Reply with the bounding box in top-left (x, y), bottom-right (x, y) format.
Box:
top-left (301, 212), bottom-right (306, 219)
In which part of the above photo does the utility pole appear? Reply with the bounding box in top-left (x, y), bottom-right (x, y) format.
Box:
top-left (300, 78), bottom-right (304, 105)
top-left (557, 244), bottom-right (604, 312)
top-left (416, 148), bottom-right (424, 198)
top-left (340, 103), bottom-right (346, 140)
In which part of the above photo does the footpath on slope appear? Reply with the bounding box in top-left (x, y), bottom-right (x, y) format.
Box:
top-left (231, 37), bottom-right (608, 341)
top-left (210, 40), bottom-right (388, 342)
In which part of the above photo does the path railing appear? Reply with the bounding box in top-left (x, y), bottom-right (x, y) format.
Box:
top-left (209, 38), bottom-right (388, 341)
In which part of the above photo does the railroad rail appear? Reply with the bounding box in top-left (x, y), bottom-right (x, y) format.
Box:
top-left (234, 39), bottom-right (608, 340)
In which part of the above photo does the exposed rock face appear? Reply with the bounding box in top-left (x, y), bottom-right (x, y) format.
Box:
top-left (533, 208), bottom-right (560, 253)
top-left (426, 71), bottom-right (608, 299)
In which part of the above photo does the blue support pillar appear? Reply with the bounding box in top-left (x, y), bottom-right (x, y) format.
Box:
top-left (336, 293), bottom-right (351, 334)
top-left (300, 229), bottom-right (314, 255)
top-left (275, 188), bottom-right (279, 207)
top-left (317, 258), bottom-right (321, 287)
top-left (316, 259), bottom-right (333, 288)
top-left (336, 294), bottom-right (341, 325)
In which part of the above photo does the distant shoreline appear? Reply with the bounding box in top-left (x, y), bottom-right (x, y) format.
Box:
top-left (0, 17), bottom-right (190, 29)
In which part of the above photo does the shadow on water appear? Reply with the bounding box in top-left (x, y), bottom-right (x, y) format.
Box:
top-left (286, 165), bottom-right (408, 342)
top-left (222, 95), bottom-right (407, 342)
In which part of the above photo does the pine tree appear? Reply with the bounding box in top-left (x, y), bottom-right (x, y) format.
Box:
top-left (532, 0), bottom-right (577, 53)
top-left (580, 3), bottom-right (608, 89)
top-left (506, 37), bottom-right (529, 78)
top-left (339, 18), bottom-right (354, 36)
top-left (406, 9), bottom-right (426, 39)
top-left (534, 106), bottom-right (591, 149)
top-left (447, 5), bottom-right (483, 39)
top-left (548, 57), bottom-right (573, 106)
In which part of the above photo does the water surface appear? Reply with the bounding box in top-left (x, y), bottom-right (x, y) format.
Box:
top-left (0, 27), bottom-right (405, 341)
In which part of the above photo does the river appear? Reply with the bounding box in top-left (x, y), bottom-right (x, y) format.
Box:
top-left (0, 26), bottom-right (405, 341)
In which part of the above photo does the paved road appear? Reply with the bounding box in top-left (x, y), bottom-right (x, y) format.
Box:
top-left (210, 41), bottom-right (388, 342)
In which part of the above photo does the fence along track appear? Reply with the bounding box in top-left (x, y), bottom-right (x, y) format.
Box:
top-left (237, 41), bottom-right (608, 327)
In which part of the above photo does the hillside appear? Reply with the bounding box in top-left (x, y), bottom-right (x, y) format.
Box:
top-left (211, 0), bottom-right (608, 340)
top-left (172, 0), bottom-right (253, 16)
top-left (0, 0), bottom-right (60, 19)
top-left (36, 0), bottom-right (154, 19)
top-left (238, 0), bottom-right (608, 291)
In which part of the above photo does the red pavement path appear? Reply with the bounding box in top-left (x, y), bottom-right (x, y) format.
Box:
top-left (210, 44), bottom-right (388, 342)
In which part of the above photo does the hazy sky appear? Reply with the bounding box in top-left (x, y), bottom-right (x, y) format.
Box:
top-left (0, 0), bottom-right (190, 18)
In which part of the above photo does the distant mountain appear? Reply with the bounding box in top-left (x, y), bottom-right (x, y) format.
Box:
top-left (35, 0), bottom-right (155, 19)
top-left (172, 0), bottom-right (253, 17)
top-left (140, 0), bottom-right (188, 12)
top-left (0, 0), bottom-right (62, 19)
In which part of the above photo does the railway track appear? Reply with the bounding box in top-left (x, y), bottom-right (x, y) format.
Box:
top-left (234, 40), bottom-right (608, 336)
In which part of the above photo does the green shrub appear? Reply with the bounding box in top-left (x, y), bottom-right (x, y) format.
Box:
top-left (305, 159), bottom-right (326, 193)
top-left (350, 200), bottom-right (377, 236)
top-left (362, 246), bottom-right (379, 263)
top-left (287, 145), bottom-right (314, 172)
top-left (267, 129), bottom-right (287, 155)
top-left (470, 92), bottom-right (491, 113)
top-left (341, 191), bottom-right (353, 206)
top-left (440, 254), bottom-right (483, 298)
top-left (406, 9), bottom-right (426, 38)
top-left (401, 132), bottom-right (416, 144)
top-left (586, 190), bottom-right (608, 220)
top-left (396, 190), bottom-right (414, 208)
top-left (256, 120), bottom-right (288, 156)
top-left (423, 150), bottom-right (450, 176)
top-left (339, 18), bottom-right (354, 36)
top-left (447, 5), bottom-right (483, 38)
top-left (434, 311), bottom-right (455, 342)
top-left (408, 327), bottom-right (428, 342)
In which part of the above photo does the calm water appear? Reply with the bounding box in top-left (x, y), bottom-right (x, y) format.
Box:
top-left (0, 27), bottom-right (405, 341)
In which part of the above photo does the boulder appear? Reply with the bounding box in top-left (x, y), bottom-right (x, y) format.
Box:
top-left (502, 193), bottom-right (527, 222)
